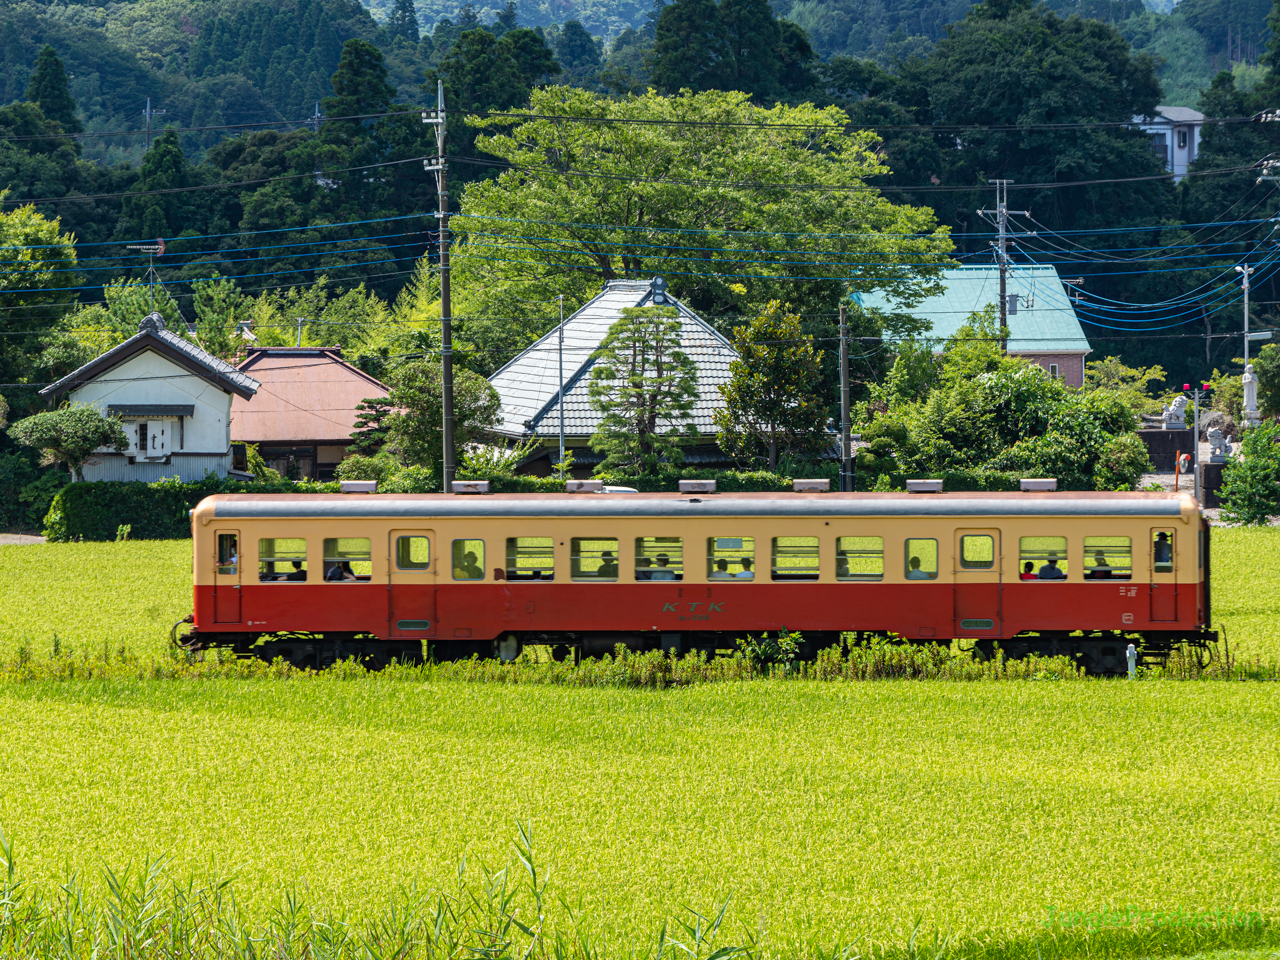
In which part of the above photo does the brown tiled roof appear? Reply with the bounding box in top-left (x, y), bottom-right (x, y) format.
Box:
top-left (229, 348), bottom-right (388, 445)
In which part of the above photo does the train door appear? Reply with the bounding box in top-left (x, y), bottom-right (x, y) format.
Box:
top-left (1149, 527), bottom-right (1178, 621)
top-left (953, 529), bottom-right (1001, 635)
top-left (389, 530), bottom-right (437, 639)
top-left (213, 530), bottom-right (241, 623)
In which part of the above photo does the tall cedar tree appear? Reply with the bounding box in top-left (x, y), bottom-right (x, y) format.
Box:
top-left (385, 0), bottom-right (420, 43)
top-left (125, 130), bottom-right (186, 238)
top-left (555, 20), bottom-right (601, 80)
top-left (587, 307), bottom-right (699, 475)
top-left (25, 45), bottom-right (82, 134)
top-left (651, 0), bottom-right (732, 93)
top-left (714, 301), bottom-right (828, 471)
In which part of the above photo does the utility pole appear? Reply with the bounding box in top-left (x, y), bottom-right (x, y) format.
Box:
top-left (977, 180), bottom-right (1030, 354)
top-left (1235, 264), bottom-right (1253, 364)
top-left (125, 238), bottom-right (166, 313)
top-left (143, 97), bottom-right (165, 149)
top-left (424, 80), bottom-right (454, 493)
top-left (839, 301), bottom-right (852, 492)
top-left (557, 294), bottom-right (566, 479)
top-left (309, 103), bottom-right (324, 134)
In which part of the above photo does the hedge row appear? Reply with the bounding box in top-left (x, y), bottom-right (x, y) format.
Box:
top-left (43, 477), bottom-right (338, 542)
top-left (43, 467), bottom-right (1022, 541)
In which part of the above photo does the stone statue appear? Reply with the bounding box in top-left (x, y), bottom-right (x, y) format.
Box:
top-left (1207, 427), bottom-right (1233, 462)
top-left (1243, 363), bottom-right (1261, 428)
top-left (1161, 394), bottom-right (1188, 429)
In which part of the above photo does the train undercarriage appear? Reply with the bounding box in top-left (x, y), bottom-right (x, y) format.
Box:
top-left (178, 627), bottom-right (1218, 676)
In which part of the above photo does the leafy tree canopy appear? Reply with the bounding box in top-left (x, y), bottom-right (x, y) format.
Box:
top-left (453, 86), bottom-right (952, 374)
top-left (8, 404), bottom-right (129, 481)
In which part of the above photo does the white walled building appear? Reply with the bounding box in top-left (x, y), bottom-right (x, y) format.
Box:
top-left (40, 313), bottom-right (260, 482)
top-left (1133, 106), bottom-right (1204, 182)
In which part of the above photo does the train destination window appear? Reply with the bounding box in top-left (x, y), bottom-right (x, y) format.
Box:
top-left (259, 538), bottom-right (307, 582)
top-left (453, 540), bottom-right (485, 580)
top-left (217, 533), bottom-right (238, 575)
top-left (772, 537), bottom-right (819, 581)
top-left (707, 537), bottom-right (755, 579)
top-left (635, 537), bottom-right (683, 581)
top-left (572, 538), bottom-right (620, 581)
top-left (1083, 536), bottom-right (1131, 580)
top-left (396, 536), bottom-right (431, 570)
top-left (1152, 530), bottom-right (1174, 573)
top-left (323, 538), bottom-right (372, 581)
top-left (836, 537), bottom-right (883, 581)
top-left (904, 539), bottom-right (938, 580)
top-left (506, 537), bottom-right (554, 580)
top-left (1020, 537), bottom-right (1068, 580)
top-left (960, 535), bottom-right (995, 569)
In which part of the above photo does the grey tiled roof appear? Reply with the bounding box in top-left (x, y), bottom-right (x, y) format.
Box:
top-left (488, 280), bottom-right (737, 439)
top-left (41, 317), bottom-right (260, 399)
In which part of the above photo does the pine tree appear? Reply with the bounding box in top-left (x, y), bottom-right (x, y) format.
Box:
top-left (385, 0), bottom-right (420, 44)
top-left (25, 45), bottom-right (82, 133)
top-left (348, 397), bottom-right (396, 453)
top-left (588, 307), bottom-right (699, 475)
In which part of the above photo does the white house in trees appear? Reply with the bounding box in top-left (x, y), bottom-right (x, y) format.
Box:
top-left (39, 312), bottom-right (260, 481)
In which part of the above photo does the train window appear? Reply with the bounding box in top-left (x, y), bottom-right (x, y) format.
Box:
top-left (1152, 530), bottom-right (1174, 573)
top-left (635, 537), bottom-right (683, 581)
top-left (506, 537), bottom-right (554, 581)
top-left (452, 539), bottom-right (485, 580)
top-left (960, 535), bottom-right (994, 569)
top-left (395, 536), bottom-right (431, 570)
top-left (217, 533), bottom-right (238, 575)
top-left (258, 538), bottom-right (307, 582)
top-left (772, 537), bottom-right (819, 581)
top-left (1019, 537), bottom-right (1068, 580)
top-left (1083, 536), bottom-right (1131, 581)
top-left (836, 537), bottom-right (883, 581)
top-left (904, 539), bottom-right (937, 580)
top-left (707, 537), bottom-right (755, 579)
top-left (323, 538), bottom-right (372, 581)
top-left (572, 538), bottom-right (619, 581)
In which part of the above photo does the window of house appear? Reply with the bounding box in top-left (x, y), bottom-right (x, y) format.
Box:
top-left (323, 538), bottom-right (372, 581)
top-left (772, 537), bottom-right (819, 581)
top-left (1178, 129), bottom-right (1188, 149)
top-left (571, 538), bottom-right (619, 581)
top-left (1083, 536), bottom-right (1131, 581)
top-left (960, 535), bottom-right (995, 569)
top-left (707, 537), bottom-right (756, 579)
top-left (506, 537), bottom-right (554, 581)
top-left (904, 539), bottom-right (938, 580)
top-left (453, 539), bottom-right (485, 580)
top-left (1152, 530), bottom-right (1174, 573)
top-left (1049, 363), bottom-right (1059, 379)
top-left (259, 538), bottom-right (307, 582)
top-left (1019, 536), bottom-right (1068, 580)
top-left (395, 536), bottom-right (431, 570)
top-left (635, 537), bottom-right (682, 581)
top-left (836, 537), bottom-right (883, 581)
top-left (217, 533), bottom-right (238, 575)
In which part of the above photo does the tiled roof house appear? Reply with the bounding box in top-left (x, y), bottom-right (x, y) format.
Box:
top-left (40, 312), bottom-right (260, 482)
top-left (488, 278), bottom-right (738, 474)
top-left (854, 265), bottom-right (1092, 387)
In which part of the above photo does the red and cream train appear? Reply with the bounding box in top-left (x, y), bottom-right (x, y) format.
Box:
top-left (181, 489), bottom-right (1215, 674)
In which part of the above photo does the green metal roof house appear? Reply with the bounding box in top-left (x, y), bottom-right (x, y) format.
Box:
top-left (853, 265), bottom-right (1092, 387)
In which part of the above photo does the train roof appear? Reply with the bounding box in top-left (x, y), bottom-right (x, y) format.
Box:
top-left (196, 490), bottom-right (1197, 521)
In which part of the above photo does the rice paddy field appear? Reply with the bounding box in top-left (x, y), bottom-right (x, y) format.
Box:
top-left (0, 531), bottom-right (1277, 958)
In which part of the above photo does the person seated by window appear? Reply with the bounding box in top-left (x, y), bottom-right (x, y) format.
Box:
top-left (636, 557), bottom-right (652, 581)
top-left (597, 551), bottom-right (618, 579)
top-left (1020, 561), bottom-right (1037, 581)
top-left (1086, 551), bottom-right (1112, 580)
top-left (284, 560), bottom-right (307, 581)
top-left (906, 556), bottom-right (930, 580)
top-left (711, 558), bottom-right (732, 579)
top-left (735, 557), bottom-right (754, 579)
top-left (1037, 554), bottom-right (1066, 580)
top-left (455, 551), bottom-right (484, 580)
top-left (651, 554), bottom-right (677, 581)
top-left (326, 561), bottom-right (357, 581)
top-left (1154, 533), bottom-right (1172, 567)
